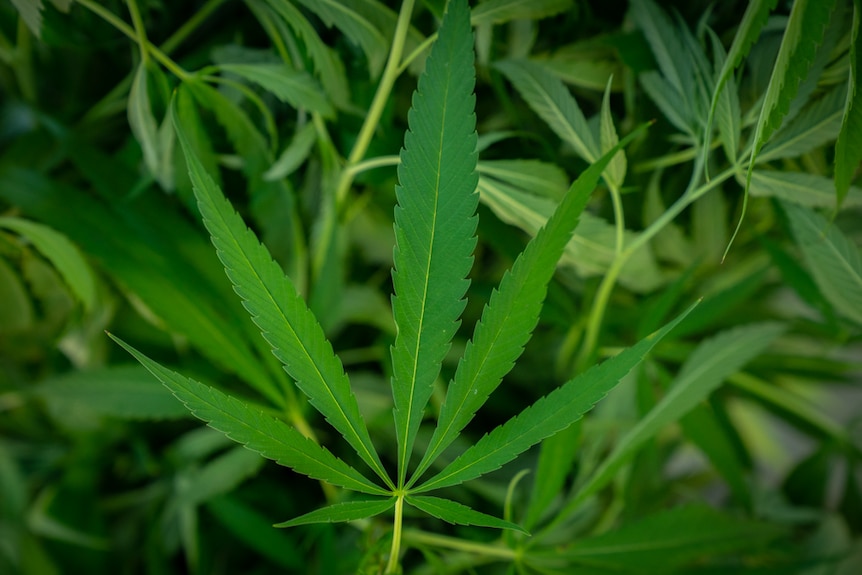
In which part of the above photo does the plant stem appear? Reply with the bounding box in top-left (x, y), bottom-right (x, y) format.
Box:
top-left (77, 0), bottom-right (189, 80)
top-left (334, 0), bottom-right (416, 208)
top-left (385, 494), bottom-right (406, 574)
top-left (575, 161), bottom-right (737, 371)
top-left (126, 0), bottom-right (150, 65)
top-left (160, 0), bottom-right (230, 55)
top-left (401, 529), bottom-right (517, 560)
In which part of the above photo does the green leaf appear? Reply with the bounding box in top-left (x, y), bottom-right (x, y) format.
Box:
top-left (737, 0), bottom-right (840, 254)
top-left (835, 0), bottom-right (862, 209)
top-left (177, 446), bottom-right (265, 507)
top-left (750, 170), bottom-right (862, 209)
top-left (413, 304), bottom-right (693, 494)
top-left (264, 123), bottom-right (318, 181)
top-left (567, 322), bottom-right (785, 512)
top-left (274, 497), bottom-right (395, 527)
top-left (783, 201), bottom-right (862, 325)
top-left (207, 496), bottom-right (303, 569)
top-left (32, 365), bottom-right (188, 420)
top-left (707, 29), bottom-right (741, 164)
top-left (254, 0), bottom-right (351, 109)
top-left (405, 495), bottom-right (526, 533)
top-left (0, 216), bottom-right (96, 311)
top-left (477, 178), bottom-right (664, 293)
top-left (477, 159), bottom-right (568, 201)
top-left (495, 58), bottom-right (599, 162)
top-left (524, 420), bottom-right (580, 530)
top-left (759, 84), bottom-right (846, 162)
top-left (599, 79), bottom-right (626, 188)
top-left (0, 256), bottom-right (33, 332)
top-left (109, 335), bottom-right (388, 496)
top-left (218, 63), bottom-right (335, 118)
top-left (128, 63), bottom-right (173, 190)
top-left (390, 0), bottom-right (478, 487)
top-left (173, 109), bottom-right (389, 488)
top-left (287, 0), bottom-right (388, 77)
top-left (470, 0), bottom-right (573, 26)
top-left (536, 504), bottom-right (782, 570)
top-left (410, 126), bottom-right (648, 486)
top-left (10, 0), bottom-right (43, 39)
top-left (703, 0), bottom-right (777, 172)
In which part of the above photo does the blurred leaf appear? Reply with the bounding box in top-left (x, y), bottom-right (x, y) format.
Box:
top-left (783, 201), bottom-right (862, 325)
top-left (478, 159), bottom-right (568, 200)
top-left (178, 446), bottom-right (265, 506)
top-left (835, 0), bottom-right (862, 209)
top-left (0, 217), bottom-right (96, 311)
top-left (33, 365), bottom-right (189, 420)
top-left (524, 420), bottom-right (580, 530)
top-left (569, 323), bottom-right (785, 511)
top-left (471, 0), bottom-right (572, 26)
top-left (759, 84), bottom-right (846, 162)
top-left (264, 122), bottom-right (317, 181)
top-left (600, 80), bottom-right (626, 188)
top-left (275, 497), bottom-right (395, 527)
top-left (10, 0), bottom-right (43, 39)
top-left (219, 63), bottom-right (335, 118)
top-left (207, 495), bottom-right (302, 568)
top-left (751, 170), bottom-right (862, 209)
top-left (405, 495), bottom-right (526, 532)
top-left (128, 63), bottom-right (173, 190)
top-left (544, 504), bottom-right (782, 570)
top-left (0, 255), bottom-right (34, 332)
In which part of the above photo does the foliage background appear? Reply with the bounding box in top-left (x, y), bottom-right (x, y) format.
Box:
top-left (1, 0), bottom-right (861, 573)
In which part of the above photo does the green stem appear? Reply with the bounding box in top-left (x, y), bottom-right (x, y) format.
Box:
top-left (345, 155), bottom-right (401, 177)
top-left (575, 161), bottom-right (737, 371)
top-left (334, 0), bottom-right (416, 208)
top-left (607, 182), bottom-right (625, 258)
top-left (77, 0), bottom-right (189, 80)
top-left (386, 494), bottom-right (406, 574)
top-left (160, 0), bottom-right (229, 55)
top-left (14, 17), bottom-right (37, 103)
top-left (401, 529), bottom-right (517, 560)
top-left (126, 0), bottom-right (150, 64)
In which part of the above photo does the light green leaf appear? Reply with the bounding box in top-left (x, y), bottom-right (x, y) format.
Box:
top-left (477, 159), bottom-right (568, 201)
top-left (703, 0), bottom-right (777, 172)
top-left (783, 201), bottom-right (862, 325)
top-left (707, 29), bottom-right (741, 164)
top-left (109, 335), bottom-right (388, 496)
top-left (536, 505), bottom-right (782, 570)
top-left (413, 304), bottom-right (693, 494)
top-left (32, 365), bottom-right (188, 420)
top-left (835, 0), bottom-right (862, 209)
top-left (405, 495), bottom-right (527, 533)
top-left (471, 0), bottom-right (572, 26)
top-left (477, 177), bottom-right (664, 292)
top-left (759, 84), bottom-right (846, 162)
top-left (639, 72), bottom-right (695, 137)
top-left (173, 109), bottom-right (389, 488)
top-left (10, 0), bottom-right (43, 39)
top-left (390, 0), bottom-right (478, 487)
top-left (264, 123), bottom-right (318, 181)
top-left (600, 79), bottom-right (625, 187)
top-left (275, 498), bottom-right (395, 527)
top-left (254, 0), bottom-right (351, 109)
top-left (0, 216), bottom-right (96, 311)
top-left (128, 63), bottom-right (161, 185)
top-left (287, 0), bottom-right (388, 77)
top-left (630, 0), bottom-right (692, 100)
top-left (218, 63), bottom-right (335, 118)
top-left (532, 41), bottom-right (624, 92)
top-left (0, 256), bottom-right (33, 331)
top-left (750, 170), bottom-right (862, 209)
top-left (495, 58), bottom-right (599, 162)
top-left (567, 322), bottom-right (785, 512)
top-left (411, 126), bottom-right (647, 486)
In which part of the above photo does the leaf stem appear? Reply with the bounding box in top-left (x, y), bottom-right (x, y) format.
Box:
top-left (125, 0), bottom-right (150, 65)
top-left (385, 494), bottom-right (406, 574)
top-left (334, 0), bottom-right (416, 208)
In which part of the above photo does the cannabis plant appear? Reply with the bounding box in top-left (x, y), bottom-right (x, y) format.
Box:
top-left (2, 0), bottom-right (861, 573)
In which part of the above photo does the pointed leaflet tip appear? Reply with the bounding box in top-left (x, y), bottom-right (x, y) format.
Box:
top-left (390, 0), bottom-right (478, 487)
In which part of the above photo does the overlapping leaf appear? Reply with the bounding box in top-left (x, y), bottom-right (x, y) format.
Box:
top-left (389, 0), bottom-right (478, 486)
top-left (405, 495), bottom-right (525, 533)
top-left (410, 126), bottom-right (647, 486)
top-left (413, 304), bottom-right (693, 494)
top-left (173, 112), bottom-right (389, 487)
top-left (110, 335), bottom-right (387, 496)
top-left (835, 0), bottom-right (862, 209)
top-left (275, 498), bottom-right (396, 527)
